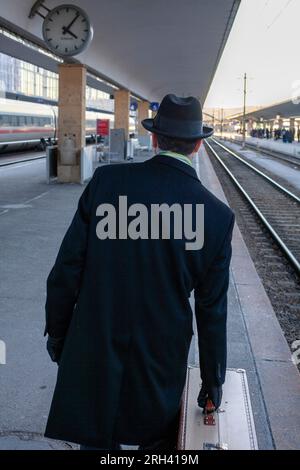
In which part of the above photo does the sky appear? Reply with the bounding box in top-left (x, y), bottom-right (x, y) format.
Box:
top-left (205, 0), bottom-right (300, 109)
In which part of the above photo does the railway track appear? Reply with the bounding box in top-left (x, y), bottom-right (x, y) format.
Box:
top-left (206, 138), bottom-right (300, 274)
top-left (205, 138), bottom-right (300, 363)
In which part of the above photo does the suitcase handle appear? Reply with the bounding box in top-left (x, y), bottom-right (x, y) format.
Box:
top-left (203, 401), bottom-right (228, 449)
top-left (204, 399), bottom-right (216, 425)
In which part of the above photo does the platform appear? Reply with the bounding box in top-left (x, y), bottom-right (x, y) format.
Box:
top-left (196, 146), bottom-right (300, 450)
top-left (213, 138), bottom-right (300, 193)
top-left (226, 133), bottom-right (300, 159)
top-left (0, 149), bottom-right (300, 450)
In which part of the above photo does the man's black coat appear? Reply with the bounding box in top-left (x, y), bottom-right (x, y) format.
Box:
top-left (44, 154), bottom-right (234, 447)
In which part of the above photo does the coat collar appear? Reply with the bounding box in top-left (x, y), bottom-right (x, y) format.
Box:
top-left (145, 154), bottom-right (201, 183)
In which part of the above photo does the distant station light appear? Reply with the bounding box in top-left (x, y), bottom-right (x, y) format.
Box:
top-left (150, 102), bottom-right (159, 112)
top-left (130, 102), bottom-right (138, 112)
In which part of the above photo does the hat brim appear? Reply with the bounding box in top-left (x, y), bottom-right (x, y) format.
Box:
top-left (141, 118), bottom-right (214, 140)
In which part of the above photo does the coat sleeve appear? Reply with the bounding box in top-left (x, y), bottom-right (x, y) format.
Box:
top-left (194, 212), bottom-right (235, 387)
top-left (44, 169), bottom-right (100, 338)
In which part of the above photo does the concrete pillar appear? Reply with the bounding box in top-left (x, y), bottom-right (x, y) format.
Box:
top-left (114, 89), bottom-right (130, 139)
top-left (58, 63), bottom-right (86, 183)
top-left (290, 117), bottom-right (295, 140)
top-left (247, 119), bottom-right (253, 135)
top-left (289, 117), bottom-right (295, 132)
top-left (138, 100), bottom-right (149, 136)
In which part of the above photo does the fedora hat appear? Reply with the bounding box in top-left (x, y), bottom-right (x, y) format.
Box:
top-left (142, 94), bottom-right (213, 140)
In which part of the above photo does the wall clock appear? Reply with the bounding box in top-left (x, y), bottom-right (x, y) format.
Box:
top-left (42, 4), bottom-right (93, 57)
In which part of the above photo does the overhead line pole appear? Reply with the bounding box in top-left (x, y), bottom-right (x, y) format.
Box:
top-left (221, 107), bottom-right (224, 138)
top-left (242, 72), bottom-right (247, 149)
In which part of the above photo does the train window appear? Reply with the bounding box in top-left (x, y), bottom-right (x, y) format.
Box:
top-left (11, 115), bottom-right (18, 127)
top-left (0, 115), bottom-right (11, 126)
top-left (18, 116), bottom-right (26, 126)
top-left (25, 116), bottom-right (33, 126)
top-left (33, 117), bottom-right (40, 126)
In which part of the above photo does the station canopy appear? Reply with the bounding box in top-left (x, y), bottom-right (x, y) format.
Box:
top-left (234, 99), bottom-right (300, 122)
top-left (0, 0), bottom-right (240, 103)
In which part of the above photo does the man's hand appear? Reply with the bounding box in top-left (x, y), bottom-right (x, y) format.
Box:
top-left (46, 336), bottom-right (65, 364)
top-left (197, 384), bottom-right (222, 411)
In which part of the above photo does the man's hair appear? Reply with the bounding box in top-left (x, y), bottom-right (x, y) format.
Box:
top-left (156, 134), bottom-right (200, 156)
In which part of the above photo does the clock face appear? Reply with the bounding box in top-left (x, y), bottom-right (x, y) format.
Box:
top-left (42, 4), bottom-right (93, 57)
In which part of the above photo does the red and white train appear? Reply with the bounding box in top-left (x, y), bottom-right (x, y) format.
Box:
top-left (0, 98), bottom-right (118, 153)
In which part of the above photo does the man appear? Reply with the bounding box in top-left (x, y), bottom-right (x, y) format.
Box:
top-left (44, 94), bottom-right (235, 450)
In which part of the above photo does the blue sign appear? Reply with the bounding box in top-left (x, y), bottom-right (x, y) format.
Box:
top-left (150, 102), bottom-right (159, 112)
top-left (130, 102), bottom-right (138, 111)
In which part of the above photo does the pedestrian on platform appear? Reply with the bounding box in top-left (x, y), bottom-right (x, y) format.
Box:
top-left (44, 94), bottom-right (235, 451)
top-left (282, 129), bottom-right (288, 143)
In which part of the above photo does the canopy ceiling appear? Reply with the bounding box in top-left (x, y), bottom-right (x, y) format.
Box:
top-left (0, 0), bottom-right (240, 103)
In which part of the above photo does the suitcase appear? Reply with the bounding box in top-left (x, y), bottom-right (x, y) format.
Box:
top-left (177, 366), bottom-right (258, 450)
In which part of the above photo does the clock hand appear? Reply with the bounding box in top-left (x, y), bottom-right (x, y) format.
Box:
top-left (62, 28), bottom-right (78, 39)
top-left (63, 13), bottom-right (80, 34)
